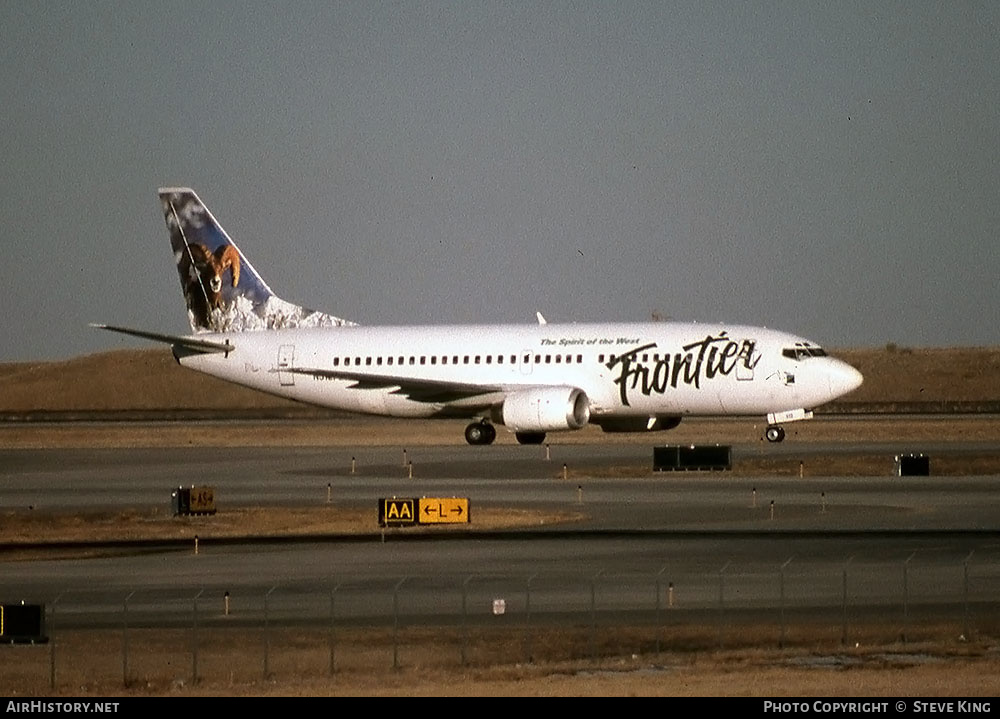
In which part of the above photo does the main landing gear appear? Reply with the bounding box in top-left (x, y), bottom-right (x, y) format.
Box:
top-left (765, 425), bottom-right (786, 443)
top-left (463, 421), bottom-right (548, 446)
top-left (464, 420), bottom-right (496, 445)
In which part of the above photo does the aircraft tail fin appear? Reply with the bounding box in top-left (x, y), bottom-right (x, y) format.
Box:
top-left (158, 187), bottom-right (356, 333)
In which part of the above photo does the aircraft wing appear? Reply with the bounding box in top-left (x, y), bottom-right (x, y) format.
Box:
top-left (284, 367), bottom-right (506, 404)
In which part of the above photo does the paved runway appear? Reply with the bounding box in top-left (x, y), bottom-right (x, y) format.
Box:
top-left (2, 434), bottom-right (1000, 635)
top-left (2, 440), bottom-right (999, 526)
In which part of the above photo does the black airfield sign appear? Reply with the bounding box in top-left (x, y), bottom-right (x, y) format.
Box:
top-left (380, 498), bottom-right (417, 527)
top-left (379, 498), bottom-right (470, 528)
top-left (1, 603), bottom-right (47, 643)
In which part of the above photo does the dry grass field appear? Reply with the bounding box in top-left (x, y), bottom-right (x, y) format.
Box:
top-left (2, 346), bottom-right (1000, 696)
top-left (5, 629), bottom-right (1000, 697)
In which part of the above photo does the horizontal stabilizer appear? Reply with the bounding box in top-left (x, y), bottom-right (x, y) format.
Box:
top-left (90, 324), bottom-right (235, 355)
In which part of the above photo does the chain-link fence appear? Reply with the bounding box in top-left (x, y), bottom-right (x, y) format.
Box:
top-left (4, 552), bottom-right (999, 692)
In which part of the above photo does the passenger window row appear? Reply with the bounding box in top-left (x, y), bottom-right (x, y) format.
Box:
top-left (326, 351), bottom-right (722, 368)
top-left (330, 353), bottom-right (588, 367)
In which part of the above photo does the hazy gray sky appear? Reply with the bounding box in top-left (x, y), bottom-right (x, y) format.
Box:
top-left (2, 1), bottom-right (998, 362)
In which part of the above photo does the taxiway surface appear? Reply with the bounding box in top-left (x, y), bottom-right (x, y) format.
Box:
top-left (2, 432), bottom-right (999, 632)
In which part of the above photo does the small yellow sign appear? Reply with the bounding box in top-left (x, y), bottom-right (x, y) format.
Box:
top-left (418, 497), bottom-right (470, 524)
top-left (380, 498), bottom-right (416, 526)
top-left (189, 486), bottom-right (215, 513)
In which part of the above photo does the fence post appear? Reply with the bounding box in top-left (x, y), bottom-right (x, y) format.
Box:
top-left (779, 558), bottom-right (793, 649)
top-left (718, 562), bottom-right (730, 649)
top-left (263, 586), bottom-right (276, 679)
top-left (841, 557), bottom-right (853, 646)
top-left (49, 597), bottom-right (58, 691)
top-left (329, 584), bottom-right (339, 677)
top-left (192, 589), bottom-right (203, 684)
top-left (123, 591), bottom-right (135, 687)
top-left (902, 552), bottom-right (916, 643)
top-left (589, 571), bottom-right (603, 662)
top-left (461, 576), bottom-right (472, 667)
top-left (393, 578), bottom-right (406, 671)
top-left (655, 566), bottom-right (667, 656)
top-left (964, 550), bottom-right (974, 640)
top-left (525, 573), bottom-right (537, 664)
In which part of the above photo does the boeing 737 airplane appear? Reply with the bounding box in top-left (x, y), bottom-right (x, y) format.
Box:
top-left (95, 188), bottom-right (863, 445)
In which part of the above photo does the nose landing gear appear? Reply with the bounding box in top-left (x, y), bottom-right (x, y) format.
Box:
top-left (764, 409), bottom-right (812, 443)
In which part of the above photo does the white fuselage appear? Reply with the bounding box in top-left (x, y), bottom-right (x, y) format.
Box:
top-left (177, 321), bottom-right (862, 424)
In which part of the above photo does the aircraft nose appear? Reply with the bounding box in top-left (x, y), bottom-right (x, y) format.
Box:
top-left (828, 360), bottom-right (864, 399)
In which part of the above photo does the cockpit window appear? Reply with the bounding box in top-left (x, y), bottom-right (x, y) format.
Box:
top-left (782, 343), bottom-right (828, 360)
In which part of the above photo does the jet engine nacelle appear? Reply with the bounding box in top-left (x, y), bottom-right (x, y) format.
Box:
top-left (500, 387), bottom-right (590, 432)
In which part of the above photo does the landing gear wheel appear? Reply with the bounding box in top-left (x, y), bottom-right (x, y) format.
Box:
top-left (515, 431), bottom-right (547, 445)
top-left (465, 421), bottom-right (496, 445)
top-left (765, 425), bottom-right (786, 443)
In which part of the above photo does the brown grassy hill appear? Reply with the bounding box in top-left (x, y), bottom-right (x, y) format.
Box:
top-left (835, 346), bottom-right (1000, 406)
top-left (0, 349), bottom-right (301, 414)
top-left (1, 346), bottom-right (998, 415)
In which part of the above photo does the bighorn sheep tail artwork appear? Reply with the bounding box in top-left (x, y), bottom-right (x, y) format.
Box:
top-left (184, 243), bottom-right (241, 329)
top-left (160, 187), bottom-right (356, 332)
